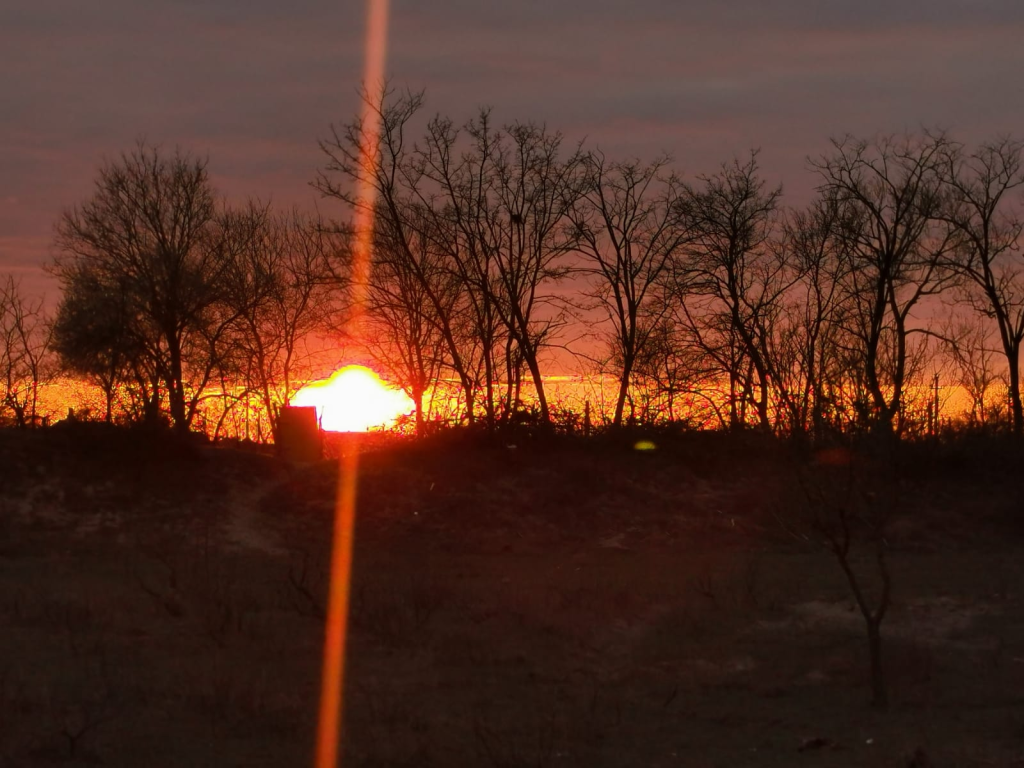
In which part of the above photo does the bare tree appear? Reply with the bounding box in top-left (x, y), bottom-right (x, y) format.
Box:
top-left (0, 275), bottom-right (52, 427)
top-left (412, 110), bottom-right (516, 428)
top-left (412, 109), bottom-right (586, 426)
top-left (365, 205), bottom-right (456, 433)
top-left (565, 153), bottom-right (690, 426)
top-left (793, 449), bottom-right (895, 709)
top-left (318, 90), bottom-right (586, 427)
top-left (484, 121), bottom-right (586, 425)
top-left (54, 142), bottom-right (230, 433)
top-left (317, 89), bottom-right (484, 425)
top-left (940, 315), bottom-right (1004, 427)
top-left (772, 195), bottom-right (855, 438)
top-left (812, 134), bottom-right (956, 436)
top-left (221, 203), bottom-right (344, 439)
top-left (50, 263), bottom-right (143, 423)
top-left (627, 315), bottom-right (723, 426)
top-left (678, 152), bottom-right (788, 431)
top-left (935, 137), bottom-right (1024, 435)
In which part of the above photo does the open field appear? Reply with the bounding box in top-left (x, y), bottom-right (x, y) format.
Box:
top-left (2, 426), bottom-right (1024, 767)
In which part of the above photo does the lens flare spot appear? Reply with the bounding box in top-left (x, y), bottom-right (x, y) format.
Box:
top-left (634, 440), bottom-right (657, 451)
top-left (292, 365), bottom-right (412, 432)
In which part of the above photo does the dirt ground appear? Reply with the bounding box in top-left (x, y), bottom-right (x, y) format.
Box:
top-left (2, 426), bottom-right (1024, 767)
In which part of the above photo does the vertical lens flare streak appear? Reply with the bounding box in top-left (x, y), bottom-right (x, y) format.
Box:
top-left (315, 2), bottom-right (389, 767)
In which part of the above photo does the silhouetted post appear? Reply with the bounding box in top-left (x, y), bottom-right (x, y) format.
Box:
top-left (276, 406), bottom-right (323, 462)
top-left (584, 400), bottom-right (592, 437)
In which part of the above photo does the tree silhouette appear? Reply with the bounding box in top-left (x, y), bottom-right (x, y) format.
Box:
top-left (219, 203), bottom-right (344, 439)
top-left (677, 152), bottom-right (787, 431)
top-left (364, 204), bottom-right (456, 433)
top-left (318, 90), bottom-right (587, 427)
top-left (318, 90), bottom-right (485, 426)
top-left (772, 195), bottom-right (855, 438)
top-left (50, 264), bottom-right (148, 423)
top-left (54, 143), bottom-right (232, 432)
top-left (0, 275), bottom-right (51, 427)
top-left (936, 137), bottom-right (1024, 435)
top-left (36, 116), bottom-right (1024, 439)
top-left (566, 153), bottom-right (690, 427)
top-left (811, 134), bottom-right (957, 436)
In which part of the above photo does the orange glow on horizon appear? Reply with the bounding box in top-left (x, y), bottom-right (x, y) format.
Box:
top-left (292, 365), bottom-right (413, 432)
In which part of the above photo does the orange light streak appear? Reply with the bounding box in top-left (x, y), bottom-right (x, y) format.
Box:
top-left (314, 2), bottom-right (389, 767)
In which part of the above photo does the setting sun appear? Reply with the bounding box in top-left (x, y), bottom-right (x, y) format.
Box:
top-left (291, 365), bottom-right (412, 432)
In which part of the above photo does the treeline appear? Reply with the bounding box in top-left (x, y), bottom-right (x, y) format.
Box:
top-left (327, 90), bottom-right (1024, 437)
top-left (3, 89), bottom-right (1024, 439)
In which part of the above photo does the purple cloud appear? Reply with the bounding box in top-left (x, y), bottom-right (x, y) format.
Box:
top-left (2, 0), bottom-right (1023, 299)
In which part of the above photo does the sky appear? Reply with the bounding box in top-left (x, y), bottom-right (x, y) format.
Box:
top-left (3, 0), bottom-right (1024, 301)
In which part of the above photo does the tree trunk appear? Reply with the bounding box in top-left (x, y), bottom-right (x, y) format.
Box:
top-left (1008, 352), bottom-right (1023, 437)
top-left (756, 372), bottom-right (771, 432)
top-left (867, 621), bottom-right (887, 710)
top-left (167, 342), bottom-right (189, 432)
top-left (728, 370), bottom-right (740, 429)
top-left (523, 349), bottom-right (550, 425)
top-left (413, 388), bottom-right (424, 435)
top-left (613, 354), bottom-right (634, 428)
top-left (464, 384), bottom-right (476, 425)
top-left (483, 350), bottom-right (496, 431)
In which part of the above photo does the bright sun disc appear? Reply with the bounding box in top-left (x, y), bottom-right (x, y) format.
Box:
top-left (291, 365), bottom-right (412, 432)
